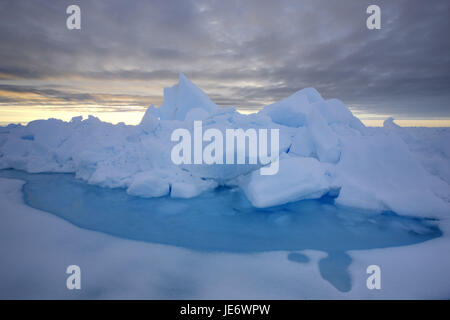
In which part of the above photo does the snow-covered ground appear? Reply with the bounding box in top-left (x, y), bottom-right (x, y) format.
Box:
top-left (0, 74), bottom-right (449, 298)
top-left (1, 177), bottom-right (450, 299)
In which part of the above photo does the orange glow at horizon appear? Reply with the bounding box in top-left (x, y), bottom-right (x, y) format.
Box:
top-left (1, 105), bottom-right (450, 127)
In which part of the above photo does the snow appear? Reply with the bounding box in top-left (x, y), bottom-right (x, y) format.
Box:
top-left (335, 130), bottom-right (450, 218)
top-left (156, 73), bottom-right (218, 121)
top-left (0, 177), bottom-right (336, 299)
top-left (1, 177), bottom-right (450, 299)
top-left (127, 170), bottom-right (171, 198)
top-left (239, 156), bottom-right (334, 208)
top-left (306, 108), bottom-right (341, 163)
top-left (0, 73), bottom-right (449, 218)
top-left (289, 127), bottom-right (315, 157)
top-left (1, 73), bottom-right (450, 298)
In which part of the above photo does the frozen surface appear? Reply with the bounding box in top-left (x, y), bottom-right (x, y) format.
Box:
top-left (1, 73), bottom-right (449, 218)
top-left (0, 176), bottom-right (449, 299)
top-left (239, 157), bottom-right (335, 208)
top-left (0, 170), bottom-right (439, 255)
top-left (1, 73), bottom-right (450, 298)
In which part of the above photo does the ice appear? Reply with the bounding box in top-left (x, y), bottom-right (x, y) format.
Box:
top-left (239, 156), bottom-right (334, 208)
top-left (334, 131), bottom-right (449, 218)
top-left (383, 119), bottom-right (450, 186)
top-left (139, 104), bottom-right (159, 133)
top-left (383, 117), bottom-right (401, 129)
top-left (0, 73), bottom-right (449, 218)
top-left (156, 73), bottom-right (218, 121)
top-left (260, 93), bottom-right (309, 127)
top-left (0, 72), bottom-right (450, 298)
top-left (127, 170), bottom-right (171, 197)
top-left (306, 108), bottom-right (341, 163)
top-left (259, 88), bottom-right (321, 127)
top-left (126, 168), bottom-right (217, 199)
top-left (315, 99), bottom-right (362, 127)
top-left (289, 127), bottom-right (315, 157)
top-left (184, 108), bottom-right (211, 122)
top-left (0, 171), bottom-right (443, 297)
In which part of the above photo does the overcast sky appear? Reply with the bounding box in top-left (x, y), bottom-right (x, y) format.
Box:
top-left (0, 0), bottom-right (449, 123)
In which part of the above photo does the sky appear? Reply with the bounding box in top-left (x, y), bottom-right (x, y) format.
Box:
top-left (0, 0), bottom-right (449, 126)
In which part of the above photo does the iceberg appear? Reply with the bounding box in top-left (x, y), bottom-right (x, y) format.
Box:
top-left (0, 73), bottom-right (449, 218)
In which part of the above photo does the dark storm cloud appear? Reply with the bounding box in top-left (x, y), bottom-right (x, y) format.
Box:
top-left (0, 0), bottom-right (449, 117)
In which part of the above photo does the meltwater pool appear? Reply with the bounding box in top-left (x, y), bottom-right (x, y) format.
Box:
top-left (0, 169), bottom-right (441, 292)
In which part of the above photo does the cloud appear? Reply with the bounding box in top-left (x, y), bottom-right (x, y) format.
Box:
top-left (0, 84), bottom-right (153, 112)
top-left (0, 0), bottom-right (449, 118)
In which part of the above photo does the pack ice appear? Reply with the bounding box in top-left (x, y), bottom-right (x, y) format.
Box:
top-left (0, 73), bottom-right (449, 218)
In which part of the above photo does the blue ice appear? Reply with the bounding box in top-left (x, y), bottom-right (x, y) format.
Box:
top-left (0, 169), bottom-right (441, 292)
